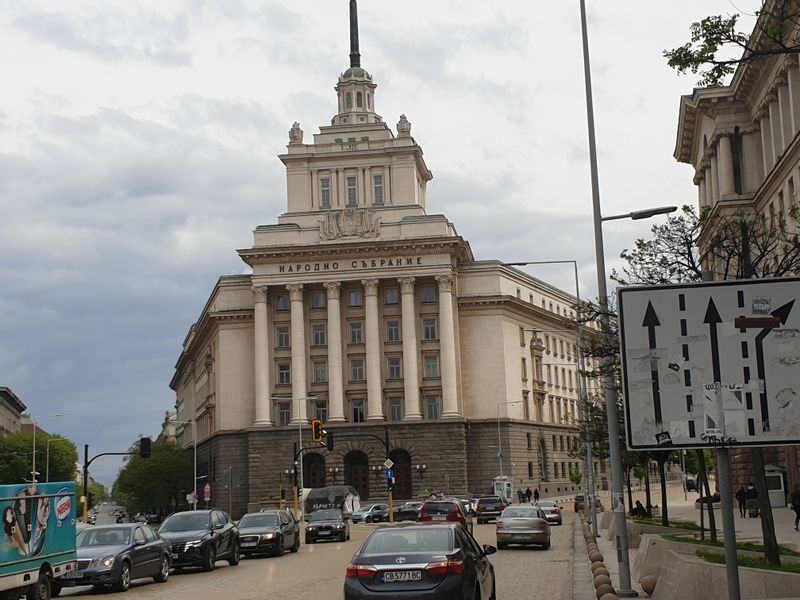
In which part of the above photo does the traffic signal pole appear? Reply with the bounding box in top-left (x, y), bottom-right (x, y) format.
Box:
top-left (83, 440), bottom-right (151, 523)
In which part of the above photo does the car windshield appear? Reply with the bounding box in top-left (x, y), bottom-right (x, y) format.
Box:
top-left (502, 507), bottom-right (540, 518)
top-left (362, 528), bottom-right (452, 555)
top-left (77, 528), bottom-right (131, 547)
top-left (478, 497), bottom-right (501, 504)
top-left (238, 514), bottom-right (279, 528)
top-left (159, 513), bottom-right (210, 532)
top-left (310, 510), bottom-right (341, 522)
top-left (538, 501), bottom-right (558, 508)
top-left (356, 504), bottom-right (377, 513)
top-left (422, 503), bottom-right (456, 515)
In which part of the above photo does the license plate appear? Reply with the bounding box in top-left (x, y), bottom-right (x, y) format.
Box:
top-left (241, 542), bottom-right (257, 547)
top-left (431, 515), bottom-right (446, 520)
top-left (384, 570), bottom-right (422, 582)
top-left (512, 535), bottom-right (530, 541)
top-left (65, 571), bottom-right (83, 579)
top-left (318, 530), bottom-right (330, 535)
top-left (171, 553), bottom-right (178, 559)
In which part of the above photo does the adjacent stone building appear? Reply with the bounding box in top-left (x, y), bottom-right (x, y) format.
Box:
top-left (170, 2), bottom-right (593, 516)
top-left (0, 386), bottom-right (26, 438)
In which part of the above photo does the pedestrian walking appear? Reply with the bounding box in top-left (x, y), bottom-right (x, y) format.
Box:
top-left (790, 484), bottom-right (800, 531)
top-left (525, 487), bottom-right (532, 503)
top-left (533, 488), bottom-right (540, 503)
top-left (735, 486), bottom-right (746, 518)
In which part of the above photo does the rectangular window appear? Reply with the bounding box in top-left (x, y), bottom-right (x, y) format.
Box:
top-left (349, 289), bottom-right (363, 307)
top-left (313, 361), bottom-right (327, 383)
top-left (388, 357), bottom-right (402, 379)
top-left (424, 355), bottom-right (440, 378)
top-left (373, 175), bottom-right (384, 205)
top-left (276, 294), bottom-right (289, 311)
top-left (311, 291), bottom-right (326, 309)
top-left (351, 359), bottom-right (364, 381)
top-left (278, 364), bottom-right (291, 385)
top-left (346, 176), bottom-right (357, 206)
top-left (423, 319), bottom-right (437, 340)
top-left (312, 325), bottom-right (326, 346)
top-left (278, 403), bottom-right (290, 426)
top-left (384, 287), bottom-right (399, 305)
top-left (425, 395), bottom-right (442, 420)
top-left (521, 357), bottom-right (527, 381)
top-left (528, 462), bottom-right (534, 478)
top-left (315, 402), bottom-right (327, 422)
top-left (519, 326), bottom-right (525, 346)
top-left (389, 397), bottom-right (403, 421)
top-left (320, 178), bottom-right (331, 208)
top-left (350, 322), bottom-right (363, 344)
top-left (352, 399), bottom-right (365, 423)
top-left (387, 320), bottom-right (400, 342)
top-left (545, 335), bottom-right (550, 352)
top-left (421, 285), bottom-right (437, 303)
top-left (526, 432), bottom-right (533, 449)
top-left (277, 326), bottom-right (290, 348)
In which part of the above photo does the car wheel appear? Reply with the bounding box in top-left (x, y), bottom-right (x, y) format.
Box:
top-left (273, 537), bottom-right (284, 556)
top-left (29, 573), bottom-right (51, 600)
top-left (202, 545), bottom-right (217, 572)
top-left (111, 561), bottom-right (131, 593)
top-left (365, 516), bottom-right (372, 523)
top-left (290, 534), bottom-right (300, 553)
top-left (305, 536), bottom-right (313, 544)
top-left (228, 542), bottom-right (241, 566)
top-left (153, 555), bottom-right (170, 583)
top-left (51, 581), bottom-right (62, 597)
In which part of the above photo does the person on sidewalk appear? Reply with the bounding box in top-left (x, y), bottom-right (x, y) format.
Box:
top-left (735, 486), bottom-right (747, 518)
top-left (533, 488), bottom-right (540, 503)
top-left (630, 500), bottom-right (647, 518)
top-left (525, 487), bottom-right (532, 503)
top-left (791, 484), bottom-right (800, 531)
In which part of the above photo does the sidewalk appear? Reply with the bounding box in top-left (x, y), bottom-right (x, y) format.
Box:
top-left (571, 483), bottom-right (800, 599)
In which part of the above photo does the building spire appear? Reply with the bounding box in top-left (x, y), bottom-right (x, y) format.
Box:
top-left (349, 0), bottom-right (361, 67)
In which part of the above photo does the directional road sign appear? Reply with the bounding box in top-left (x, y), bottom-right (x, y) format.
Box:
top-left (383, 459), bottom-right (394, 470)
top-left (385, 468), bottom-right (394, 479)
top-left (618, 278), bottom-right (800, 450)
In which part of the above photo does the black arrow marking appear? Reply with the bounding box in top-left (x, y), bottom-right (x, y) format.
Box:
top-left (754, 300), bottom-right (795, 431)
top-left (703, 298), bottom-right (723, 384)
top-left (642, 301), bottom-right (662, 425)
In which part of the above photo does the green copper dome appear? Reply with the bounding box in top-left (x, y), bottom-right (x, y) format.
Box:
top-left (342, 66), bottom-right (371, 80)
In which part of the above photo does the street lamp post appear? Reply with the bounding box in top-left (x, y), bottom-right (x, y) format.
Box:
top-left (27, 412), bottom-right (68, 484)
top-left (45, 437), bottom-right (74, 482)
top-left (496, 400), bottom-right (524, 498)
top-left (174, 418), bottom-right (197, 510)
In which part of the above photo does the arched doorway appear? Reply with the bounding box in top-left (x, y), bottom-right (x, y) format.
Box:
top-left (304, 453), bottom-right (326, 488)
top-left (389, 449), bottom-right (412, 500)
top-left (344, 451), bottom-right (370, 501)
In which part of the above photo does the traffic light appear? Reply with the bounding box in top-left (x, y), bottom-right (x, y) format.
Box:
top-left (387, 477), bottom-right (395, 493)
top-left (311, 419), bottom-right (323, 443)
top-left (139, 437), bottom-right (151, 459)
top-left (326, 433), bottom-right (334, 451)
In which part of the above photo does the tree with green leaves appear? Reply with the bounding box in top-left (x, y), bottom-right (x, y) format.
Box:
top-left (113, 438), bottom-right (192, 515)
top-left (0, 432), bottom-right (77, 484)
top-left (665, 1), bottom-right (800, 86)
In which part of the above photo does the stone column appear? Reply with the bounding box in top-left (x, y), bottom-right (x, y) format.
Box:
top-left (769, 99), bottom-right (782, 163)
top-left (356, 167), bottom-right (365, 206)
top-left (288, 283), bottom-right (308, 422)
top-left (311, 169), bottom-right (318, 208)
top-left (698, 177), bottom-right (707, 208)
top-left (399, 277), bottom-right (422, 419)
top-left (760, 113), bottom-right (774, 174)
top-left (779, 83), bottom-right (793, 150)
top-left (383, 165), bottom-right (391, 204)
top-left (324, 282), bottom-right (346, 422)
top-left (717, 135), bottom-right (735, 197)
top-left (252, 285), bottom-right (272, 425)
top-left (709, 155), bottom-right (719, 205)
top-left (363, 279), bottom-right (385, 420)
top-left (436, 274), bottom-right (459, 418)
top-left (788, 66), bottom-right (800, 133)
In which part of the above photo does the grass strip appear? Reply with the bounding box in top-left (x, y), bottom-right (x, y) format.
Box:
top-left (698, 551), bottom-right (800, 574)
top-left (664, 534), bottom-right (800, 556)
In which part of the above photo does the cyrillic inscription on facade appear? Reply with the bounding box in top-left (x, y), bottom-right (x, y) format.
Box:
top-left (279, 257), bottom-right (423, 273)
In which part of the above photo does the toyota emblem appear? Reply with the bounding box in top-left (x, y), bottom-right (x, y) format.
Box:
top-left (395, 556), bottom-right (406, 564)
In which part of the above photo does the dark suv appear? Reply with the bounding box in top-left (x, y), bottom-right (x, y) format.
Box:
top-left (475, 496), bottom-right (509, 524)
top-left (158, 509), bottom-right (240, 571)
top-left (416, 499), bottom-right (474, 535)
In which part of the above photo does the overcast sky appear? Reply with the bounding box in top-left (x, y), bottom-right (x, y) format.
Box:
top-left (0, 0), bottom-right (758, 482)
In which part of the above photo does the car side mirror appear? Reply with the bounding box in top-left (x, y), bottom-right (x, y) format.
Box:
top-left (214, 523), bottom-right (225, 530)
top-left (483, 544), bottom-right (497, 555)
top-left (135, 539), bottom-right (146, 546)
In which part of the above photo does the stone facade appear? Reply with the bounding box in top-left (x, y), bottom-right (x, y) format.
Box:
top-left (0, 386), bottom-right (25, 438)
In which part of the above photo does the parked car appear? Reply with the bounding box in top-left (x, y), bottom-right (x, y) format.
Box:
top-left (158, 509), bottom-right (240, 571)
top-left (574, 494), bottom-right (585, 512)
top-left (305, 508), bottom-right (350, 543)
top-left (685, 478), bottom-right (697, 492)
top-left (145, 514), bottom-right (163, 526)
top-left (344, 523), bottom-right (496, 599)
top-left (351, 503), bottom-right (389, 524)
top-left (417, 499), bottom-right (474, 535)
top-left (238, 510), bottom-right (300, 556)
top-left (536, 500), bottom-right (563, 525)
top-left (63, 523), bottom-right (171, 593)
top-left (474, 496), bottom-right (508, 524)
top-left (495, 506), bottom-right (551, 550)
top-left (391, 501), bottom-right (423, 522)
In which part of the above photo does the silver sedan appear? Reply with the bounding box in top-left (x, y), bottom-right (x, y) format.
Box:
top-left (495, 506), bottom-right (551, 549)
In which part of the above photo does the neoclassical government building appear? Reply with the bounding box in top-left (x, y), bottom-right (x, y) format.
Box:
top-left (169, 3), bottom-right (591, 515)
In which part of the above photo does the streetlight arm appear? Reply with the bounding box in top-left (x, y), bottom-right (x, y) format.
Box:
top-left (601, 206), bottom-right (677, 222)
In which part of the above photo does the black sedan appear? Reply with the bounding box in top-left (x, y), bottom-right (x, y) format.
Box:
top-left (60, 524), bottom-right (171, 593)
top-left (158, 509), bottom-right (240, 571)
top-left (344, 523), bottom-right (496, 599)
top-left (305, 509), bottom-right (350, 543)
top-left (238, 510), bottom-right (300, 556)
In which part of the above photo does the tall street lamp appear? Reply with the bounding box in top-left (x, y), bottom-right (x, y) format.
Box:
top-left (45, 437), bottom-right (74, 483)
top-left (495, 400), bottom-right (524, 498)
top-left (27, 412), bottom-right (68, 484)
top-left (174, 418), bottom-right (197, 510)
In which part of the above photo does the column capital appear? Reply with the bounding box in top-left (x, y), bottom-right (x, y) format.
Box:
top-left (398, 277), bottom-right (416, 294)
top-left (251, 285), bottom-right (269, 303)
top-left (287, 283), bottom-right (304, 302)
top-left (323, 281), bottom-right (342, 299)
top-left (435, 273), bottom-right (455, 292)
top-left (361, 279), bottom-right (380, 296)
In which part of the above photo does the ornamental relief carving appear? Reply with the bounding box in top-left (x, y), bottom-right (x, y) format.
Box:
top-left (320, 208), bottom-right (381, 240)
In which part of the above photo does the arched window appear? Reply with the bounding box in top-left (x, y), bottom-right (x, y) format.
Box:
top-left (346, 92), bottom-right (352, 109)
top-left (356, 92), bottom-right (363, 108)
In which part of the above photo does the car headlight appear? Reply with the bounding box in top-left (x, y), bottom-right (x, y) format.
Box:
top-left (261, 533), bottom-right (275, 540)
top-left (185, 539), bottom-right (204, 548)
top-left (307, 526), bottom-right (316, 531)
top-left (91, 555), bottom-right (116, 568)
top-left (333, 524), bottom-right (344, 529)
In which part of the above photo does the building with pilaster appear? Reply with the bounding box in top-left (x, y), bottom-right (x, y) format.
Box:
top-left (0, 387), bottom-right (26, 438)
top-left (170, 1), bottom-right (590, 516)
top-left (674, 3), bottom-right (800, 493)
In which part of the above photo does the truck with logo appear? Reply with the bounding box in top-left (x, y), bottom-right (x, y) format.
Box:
top-left (1, 482), bottom-right (77, 600)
